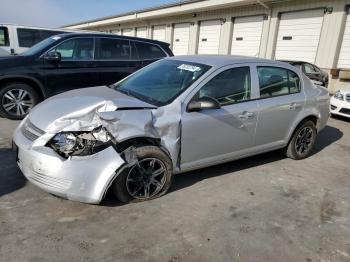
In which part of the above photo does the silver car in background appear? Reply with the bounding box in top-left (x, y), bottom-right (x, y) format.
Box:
top-left (13, 56), bottom-right (330, 204)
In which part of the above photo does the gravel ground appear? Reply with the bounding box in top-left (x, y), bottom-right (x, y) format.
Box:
top-left (0, 116), bottom-right (349, 262)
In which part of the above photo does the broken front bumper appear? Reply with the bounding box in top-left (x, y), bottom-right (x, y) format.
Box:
top-left (13, 122), bottom-right (125, 204)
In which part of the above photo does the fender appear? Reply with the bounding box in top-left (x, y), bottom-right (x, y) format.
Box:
top-left (286, 109), bottom-right (320, 143)
top-left (0, 75), bottom-right (48, 99)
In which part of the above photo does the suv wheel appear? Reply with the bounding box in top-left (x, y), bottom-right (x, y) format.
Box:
top-left (0, 82), bottom-right (39, 120)
top-left (284, 120), bottom-right (317, 160)
top-left (113, 146), bottom-right (173, 203)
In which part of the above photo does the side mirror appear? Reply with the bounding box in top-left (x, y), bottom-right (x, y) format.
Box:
top-left (44, 51), bottom-right (61, 62)
top-left (187, 96), bottom-right (221, 112)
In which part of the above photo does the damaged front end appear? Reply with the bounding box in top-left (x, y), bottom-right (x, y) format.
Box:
top-left (13, 86), bottom-right (182, 204)
top-left (48, 126), bottom-right (114, 158)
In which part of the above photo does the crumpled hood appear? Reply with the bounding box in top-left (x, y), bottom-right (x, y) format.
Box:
top-left (29, 86), bottom-right (156, 132)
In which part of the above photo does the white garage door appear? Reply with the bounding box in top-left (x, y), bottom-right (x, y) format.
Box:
top-left (136, 27), bottom-right (148, 38)
top-left (172, 23), bottom-right (191, 55)
top-left (111, 29), bottom-right (121, 35)
top-left (275, 9), bottom-right (324, 63)
top-left (152, 25), bottom-right (166, 42)
top-left (231, 15), bottom-right (264, 57)
top-left (198, 20), bottom-right (222, 54)
top-left (122, 28), bottom-right (133, 36)
top-left (338, 9), bottom-right (350, 68)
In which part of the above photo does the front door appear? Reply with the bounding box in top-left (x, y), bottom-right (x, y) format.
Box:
top-left (42, 37), bottom-right (100, 95)
top-left (181, 65), bottom-right (258, 170)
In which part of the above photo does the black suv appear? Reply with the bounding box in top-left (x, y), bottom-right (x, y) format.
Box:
top-left (0, 33), bottom-right (173, 119)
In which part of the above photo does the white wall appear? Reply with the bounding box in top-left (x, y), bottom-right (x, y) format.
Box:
top-left (67, 0), bottom-right (350, 92)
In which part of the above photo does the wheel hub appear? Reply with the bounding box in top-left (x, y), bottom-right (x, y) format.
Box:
top-left (295, 127), bottom-right (313, 155)
top-left (126, 158), bottom-right (167, 200)
top-left (1, 88), bottom-right (34, 117)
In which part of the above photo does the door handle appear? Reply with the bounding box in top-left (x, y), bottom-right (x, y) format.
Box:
top-left (289, 103), bottom-right (302, 110)
top-left (238, 111), bottom-right (255, 119)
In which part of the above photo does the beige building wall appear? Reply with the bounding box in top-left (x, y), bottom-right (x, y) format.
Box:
top-left (66, 0), bottom-right (350, 92)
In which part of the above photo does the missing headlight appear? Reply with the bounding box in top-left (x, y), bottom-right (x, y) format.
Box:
top-left (48, 127), bottom-right (113, 158)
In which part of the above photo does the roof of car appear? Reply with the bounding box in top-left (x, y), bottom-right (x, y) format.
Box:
top-left (56, 32), bottom-right (170, 46)
top-left (168, 55), bottom-right (288, 67)
top-left (279, 60), bottom-right (305, 64)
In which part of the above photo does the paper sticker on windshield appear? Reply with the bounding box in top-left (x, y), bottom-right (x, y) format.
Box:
top-left (177, 64), bottom-right (201, 72)
top-left (52, 36), bottom-right (61, 40)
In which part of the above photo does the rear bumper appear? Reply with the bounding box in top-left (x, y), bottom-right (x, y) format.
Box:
top-left (13, 124), bottom-right (125, 204)
top-left (330, 97), bottom-right (350, 118)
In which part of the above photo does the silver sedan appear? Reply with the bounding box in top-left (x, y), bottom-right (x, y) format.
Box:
top-left (13, 56), bottom-right (330, 204)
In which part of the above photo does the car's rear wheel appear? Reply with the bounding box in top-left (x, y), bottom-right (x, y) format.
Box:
top-left (284, 120), bottom-right (317, 160)
top-left (0, 82), bottom-right (39, 120)
top-left (113, 145), bottom-right (173, 203)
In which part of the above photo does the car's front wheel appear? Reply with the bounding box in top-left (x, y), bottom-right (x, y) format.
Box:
top-left (113, 145), bottom-right (173, 203)
top-left (0, 82), bottom-right (39, 120)
top-left (284, 120), bottom-right (317, 160)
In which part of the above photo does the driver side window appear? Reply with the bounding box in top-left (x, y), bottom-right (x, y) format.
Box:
top-left (54, 38), bottom-right (94, 60)
top-left (197, 67), bottom-right (251, 106)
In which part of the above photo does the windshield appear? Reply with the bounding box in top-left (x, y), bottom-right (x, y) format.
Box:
top-left (115, 59), bottom-right (211, 106)
top-left (21, 36), bottom-right (61, 56)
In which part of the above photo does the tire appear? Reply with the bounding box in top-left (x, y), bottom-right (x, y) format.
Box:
top-left (113, 145), bottom-right (173, 203)
top-left (0, 82), bottom-right (40, 120)
top-left (284, 120), bottom-right (317, 160)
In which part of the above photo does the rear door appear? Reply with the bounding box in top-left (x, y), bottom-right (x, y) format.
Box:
top-left (254, 65), bottom-right (305, 148)
top-left (43, 37), bottom-right (99, 94)
top-left (94, 37), bottom-right (141, 85)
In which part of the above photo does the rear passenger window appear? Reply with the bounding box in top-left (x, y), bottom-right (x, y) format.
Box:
top-left (257, 67), bottom-right (300, 98)
top-left (134, 41), bottom-right (166, 59)
top-left (17, 28), bottom-right (64, 48)
top-left (96, 38), bottom-right (130, 60)
top-left (197, 67), bottom-right (251, 106)
top-left (17, 28), bottom-right (41, 47)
